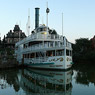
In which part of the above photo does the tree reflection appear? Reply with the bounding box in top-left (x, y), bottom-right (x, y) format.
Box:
top-left (0, 69), bottom-right (20, 92)
top-left (73, 63), bottom-right (95, 86)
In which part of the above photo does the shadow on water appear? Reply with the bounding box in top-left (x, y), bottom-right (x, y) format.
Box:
top-left (72, 63), bottom-right (95, 86)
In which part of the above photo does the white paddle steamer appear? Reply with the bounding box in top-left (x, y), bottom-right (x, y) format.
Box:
top-left (15, 7), bottom-right (73, 70)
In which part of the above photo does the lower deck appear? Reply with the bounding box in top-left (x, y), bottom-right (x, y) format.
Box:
top-left (22, 55), bottom-right (72, 70)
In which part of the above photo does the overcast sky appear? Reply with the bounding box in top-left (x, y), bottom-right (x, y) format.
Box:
top-left (0, 0), bottom-right (95, 43)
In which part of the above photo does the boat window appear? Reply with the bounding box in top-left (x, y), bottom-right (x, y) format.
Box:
top-left (30, 53), bottom-right (35, 58)
top-left (36, 52), bottom-right (39, 57)
top-left (37, 27), bottom-right (47, 32)
top-left (46, 51), bottom-right (55, 57)
top-left (70, 50), bottom-right (72, 56)
top-left (40, 28), bottom-right (43, 31)
top-left (50, 42), bottom-right (53, 47)
top-left (43, 27), bottom-right (47, 31)
top-left (24, 44), bottom-right (25, 48)
top-left (55, 42), bottom-right (58, 47)
top-left (23, 54), bottom-right (25, 58)
top-left (66, 50), bottom-right (69, 56)
top-left (24, 54), bottom-right (27, 58)
top-left (24, 44), bottom-right (28, 48)
top-left (60, 42), bottom-right (63, 46)
top-left (52, 51), bottom-right (55, 56)
top-left (28, 54), bottom-right (29, 58)
top-left (56, 50), bottom-right (64, 56)
top-left (37, 28), bottom-right (43, 32)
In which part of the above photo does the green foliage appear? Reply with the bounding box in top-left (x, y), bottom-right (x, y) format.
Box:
top-left (48, 29), bottom-right (52, 34)
top-left (73, 38), bottom-right (95, 63)
top-left (51, 30), bottom-right (57, 35)
top-left (0, 47), bottom-right (14, 60)
top-left (85, 50), bottom-right (95, 63)
top-left (2, 35), bottom-right (6, 43)
top-left (74, 38), bottom-right (91, 53)
top-left (48, 29), bottom-right (57, 35)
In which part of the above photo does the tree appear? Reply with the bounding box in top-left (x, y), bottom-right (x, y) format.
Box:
top-left (73, 38), bottom-right (91, 54)
top-left (73, 38), bottom-right (92, 62)
top-left (2, 35), bottom-right (6, 43)
top-left (51, 30), bottom-right (57, 35)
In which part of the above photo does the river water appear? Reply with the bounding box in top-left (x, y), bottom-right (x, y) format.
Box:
top-left (0, 65), bottom-right (95, 95)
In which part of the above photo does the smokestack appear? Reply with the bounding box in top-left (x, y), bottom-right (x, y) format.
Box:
top-left (35, 8), bottom-right (40, 29)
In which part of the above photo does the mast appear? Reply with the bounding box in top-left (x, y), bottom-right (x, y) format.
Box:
top-left (26, 8), bottom-right (30, 36)
top-left (62, 13), bottom-right (63, 36)
top-left (46, 2), bottom-right (50, 30)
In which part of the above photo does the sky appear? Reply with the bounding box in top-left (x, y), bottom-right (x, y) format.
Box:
top-left (0, 0), bottom-right (95, 43)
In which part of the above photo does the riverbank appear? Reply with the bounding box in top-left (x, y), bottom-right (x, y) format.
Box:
top-left (0, 58), bottom-right (19, 69)
top-left (0, 47), bottom-right (19, 69)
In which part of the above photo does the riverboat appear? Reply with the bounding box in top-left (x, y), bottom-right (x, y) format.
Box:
top-left (15, 7), bottom-right (73, 70)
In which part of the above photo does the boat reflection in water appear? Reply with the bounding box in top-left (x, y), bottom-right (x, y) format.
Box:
top-left (20, 69), bottom-right (73, 95)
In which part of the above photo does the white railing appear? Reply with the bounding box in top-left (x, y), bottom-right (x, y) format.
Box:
top-left (16, 33), bottom-right (72, 53)
top-left (22, 42), bottom-right (66, 53)
top-left (66, 42), bottom-right (72, 48)
top-left (22, 41), bottom-right (72, 53)
top-left (16, 34), bottom-right (63, 46)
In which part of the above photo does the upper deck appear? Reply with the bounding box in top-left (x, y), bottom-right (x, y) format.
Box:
top-left (16, 33), bottom-right (64, 46)
top-left (15, 25), bottom-right (72, 53)
top-left (16, 25), bottom-right (64, 46)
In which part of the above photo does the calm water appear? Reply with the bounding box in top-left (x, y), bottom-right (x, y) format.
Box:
top-left (0, 65), bottom-right (95, 95)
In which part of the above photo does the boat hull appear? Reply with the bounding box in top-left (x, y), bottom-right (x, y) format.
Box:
top-left (24, 56), bottom-right (73, 70)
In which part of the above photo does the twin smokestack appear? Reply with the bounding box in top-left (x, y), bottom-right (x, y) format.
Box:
top-left (35, 8), bottom-right (40, 29)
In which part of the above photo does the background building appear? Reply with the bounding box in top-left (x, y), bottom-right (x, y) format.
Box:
top-left (4, 25), bottom-right (26, 48)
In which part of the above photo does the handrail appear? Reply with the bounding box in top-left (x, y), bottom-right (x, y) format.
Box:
top-left (16, 34), bottom-right (63, 46)
top-left (22, 43), bottom-right (66, 53)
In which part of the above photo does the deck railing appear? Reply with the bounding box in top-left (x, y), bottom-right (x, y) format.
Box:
top-left (22, 43), bottom-right (63, 53)
top-left (16, 34), bottom-right (63, 46)
top-left (22, 41), bottom-right (71, 53)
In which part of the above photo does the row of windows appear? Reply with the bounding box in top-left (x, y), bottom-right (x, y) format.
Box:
top-left (23, 50), bottom-right (72, 58)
